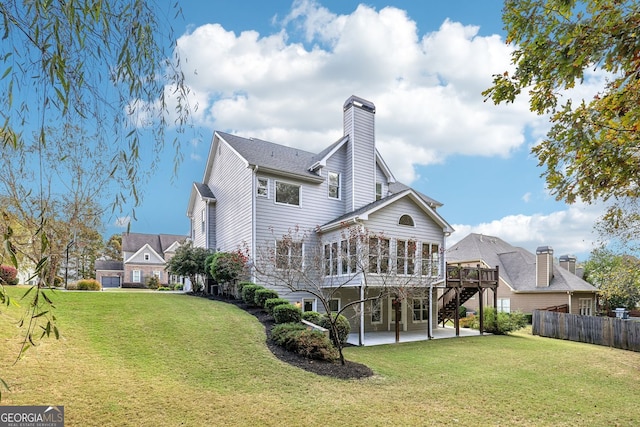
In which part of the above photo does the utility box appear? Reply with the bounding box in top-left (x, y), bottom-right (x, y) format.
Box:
top-left (614, 308), bottom-right (629, 319)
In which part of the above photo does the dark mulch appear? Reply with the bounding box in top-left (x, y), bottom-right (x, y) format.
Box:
top-left (206, 294), bottom-right (374, 380)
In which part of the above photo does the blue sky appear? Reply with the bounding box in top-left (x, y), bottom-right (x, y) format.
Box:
top-left (112, 0), bottom-right (606, 260)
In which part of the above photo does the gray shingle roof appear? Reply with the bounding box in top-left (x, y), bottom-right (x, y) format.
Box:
top-left (95, 260), bottom-right (124, 271)
top-left (194, 182), bottom-right (215, 199)
top-left (122, 233), bottom-right (188, 257)
top-left (217, 131), bottom-right (323, 182)
top-left (447, 233), bottom-right (597, 293)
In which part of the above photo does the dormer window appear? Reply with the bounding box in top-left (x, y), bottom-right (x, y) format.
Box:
top-left (399, 214), bottom-right (415, 227)
top-left (328, 172), bottom-right (340, 199)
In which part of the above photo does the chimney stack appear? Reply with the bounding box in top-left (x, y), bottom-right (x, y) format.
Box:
top-left (536, 246), bottom-right (554, 287)
top-left (559, 254), bottom-right (577, 275)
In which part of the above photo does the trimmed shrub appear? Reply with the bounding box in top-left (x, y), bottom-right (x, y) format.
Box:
top-left (301, 311), bottom-right (323, 325)
top-left (146, 275), bottom-right (160, 289)
top-left (459, 315), bottom-right (475, 328)
top-left (270, 323), bottom-right (338, 362)
top-left (158, 286), bottom-right (173, 291)
top-left (237, 281), bottom-right (254, 295)
top-left (271, 322), bottom-right (307, 348)
top-left (472, 307), bottom-right (527, 335)
top-left (318, 313), bottom-right (351, 345)
top-left (0, 265), bottom-right (18, 285)
top-left (264, 298), bottom-right (290, 315)
top-left (173, 283), bottom-right (184, 291)
top-left (254, 288), bottom-right (279, 308)
top-left (241, 284), bottom-right (264, 305)
top-left (75, 279), bottom-right (101, 291)
top-left (295, 330), bottom-right (339, 362)
top-left (273, 303), bottom-right (302, 324)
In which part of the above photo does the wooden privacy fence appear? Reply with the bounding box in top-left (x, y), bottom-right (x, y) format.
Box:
top-left (532, 310), bottom-right (640, 352)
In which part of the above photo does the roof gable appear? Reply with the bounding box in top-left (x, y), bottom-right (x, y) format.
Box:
top-left (125, 243), bottom-right (165, 264)
top-left (318, 188), bottom-right (453, 234)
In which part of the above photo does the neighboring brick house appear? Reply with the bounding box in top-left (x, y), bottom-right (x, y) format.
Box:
top-left (95, 259), bottom-right (125, 288)
top-left (447, 233), bottom-right (598, 315)
top-left (121, 232), bottom-right (187, 287)
top-left (94, 232), bottom-right (187, 288)
top-left (187, 95), bottom-right (454, 344)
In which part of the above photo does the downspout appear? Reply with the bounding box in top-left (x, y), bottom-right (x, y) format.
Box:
top-left (568, 291), bottom-right (572, 314)
top-left (359, 284), bottom-right (365, 346)
top-left (251, 165), bottom-right (258, 283)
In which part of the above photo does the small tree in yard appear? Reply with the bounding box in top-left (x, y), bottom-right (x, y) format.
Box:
top-left (254, 225), bottom-right (437, 365)
top-left (208, 250), bottom-right (248, 296)
top-left (166, 243), bottom-right (212, 293)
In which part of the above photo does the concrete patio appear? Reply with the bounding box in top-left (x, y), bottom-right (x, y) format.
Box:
top-left (347, 325), bottom-right (487, 346)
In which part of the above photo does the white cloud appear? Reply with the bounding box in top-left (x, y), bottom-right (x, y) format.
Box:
top-left (522, 192), bottom-right (531, 203)
top-left (115, 216), bottom-right (131, 228)
top-left (447, 203), bottom-right (605, 260)
top-left (172, 1), bottom-right (540, 184)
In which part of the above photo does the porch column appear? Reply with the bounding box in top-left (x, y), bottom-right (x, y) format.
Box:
top-left (359, 285), bottom-right (365, 346)
top-left (478, 288), bottom-right (484, 336)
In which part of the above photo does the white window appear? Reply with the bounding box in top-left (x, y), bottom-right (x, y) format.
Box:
top-left (328, 171), bottom-right (340, 199)
top-left (412, 298), bottom-right (429, 322)
top-left (324, 242), bottom-right (338, 276)
top-left (276, 240), bottom-right (303, 269)
top-left (396, 240), bottom-right (416, 275)
top-left (143, 253), bottom-right (150, 261)
top-left (371, 300), bottom-right (382, 324)
top-left (421, 243), bottom-right (440, 277)
top-left (132, 270), bottom-right (141, 283)
top-left (579, 298), bottom-right (593, 316)
top-left (497, 298), bottom-right (511, 313)
top-left (328, 298), bottom-right (340, 313)
top-left (368, 237), bottom-right (390, 274)
top-left (153, 271), bottom-right (162, 280)
top-left (375, 182), bottom-right (383, 201)
top-left (340, 239), bottom-right (357, 275)
top-left (275, 181), bottom-right (301, 206)
top-left (257, 177), bottom-right (269, 197)
top-left (302, 298), bottom-right (316, 312)
top-left (398, 214), bottom-right (415, 227)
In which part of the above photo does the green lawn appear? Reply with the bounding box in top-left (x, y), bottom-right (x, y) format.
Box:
top-left (1, 286), bottom-right (639, 426)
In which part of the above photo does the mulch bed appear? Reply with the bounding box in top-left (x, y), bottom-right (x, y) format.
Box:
top-left (206, 294), bottom-right (374, 380)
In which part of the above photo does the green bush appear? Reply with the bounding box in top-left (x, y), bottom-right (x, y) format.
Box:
top-left (146, 275), bottom-right (160, 289)
top-left (301, 311), bottom-right (323, 325)
top-left (318, 313), bottom-right (351, 345)
top-left (264, 298), bottom-right (290, 315)
top-left (237, 281), bottom-right (254, 295)
top-left (273, 304), bottom-right (302, 324)
top-left (171, 283), bottom-right (184, 291)
top-left (472, 307), bottom-right (527, 335)
top-left (270, 323), bottom-right (338, 362)
top-left (271, 322), bottom-right (307, 348)
top-left (158, 286), bottom-right (173, 291)
top-left (254, 288), bottom-right (279, 308)
top-left (459, 305), bottom-right (467, 318)
top-left (241, 284), bottom-right (264, 305)
top-left (459, 315), bottom-right (475, 328)
top-left (75, 279), bottom-right (101, 291)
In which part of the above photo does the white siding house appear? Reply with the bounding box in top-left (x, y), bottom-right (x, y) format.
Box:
top-left (187, 96), bottom-right (454, 344)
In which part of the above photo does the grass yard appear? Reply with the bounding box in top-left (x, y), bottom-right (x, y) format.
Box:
top-left (1, 286), bottom-right (639, 426)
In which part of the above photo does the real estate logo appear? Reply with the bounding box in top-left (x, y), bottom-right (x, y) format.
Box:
top-left (0, 406), bottom-right (64, 427)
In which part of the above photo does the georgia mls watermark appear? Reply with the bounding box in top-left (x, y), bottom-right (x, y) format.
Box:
top-left (0, 406), bottom-right (64, 427)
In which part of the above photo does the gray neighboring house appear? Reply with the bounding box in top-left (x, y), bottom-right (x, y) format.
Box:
top-left (447, 233), bottom-right (598, 315)
top-left (187, 95), bottom-right (455, 342)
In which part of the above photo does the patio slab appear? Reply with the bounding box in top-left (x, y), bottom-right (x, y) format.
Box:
top-left (347, 326), bottom-right (487, 346)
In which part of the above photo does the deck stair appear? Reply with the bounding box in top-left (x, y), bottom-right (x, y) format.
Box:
top-left (437, 287), bottom-right (479, 324)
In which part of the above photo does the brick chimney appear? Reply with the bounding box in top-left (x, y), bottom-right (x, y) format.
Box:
top-left (559, 254), bottom-right (577, 275)
top-left (343, 95), bottom-right (376, 211)
top-left (536, 246), bottom-right (553, 287)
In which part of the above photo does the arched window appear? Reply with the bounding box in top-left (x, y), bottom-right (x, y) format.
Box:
top-left (398, 214), bottom-right (414, 227)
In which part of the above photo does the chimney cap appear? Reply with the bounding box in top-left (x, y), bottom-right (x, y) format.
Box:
top-left (536, 246), bottom-right (553, 254)
top-left (343, 95), bottom-right (375, 113)
top-left (559, 254), bottom-right (577, 262)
